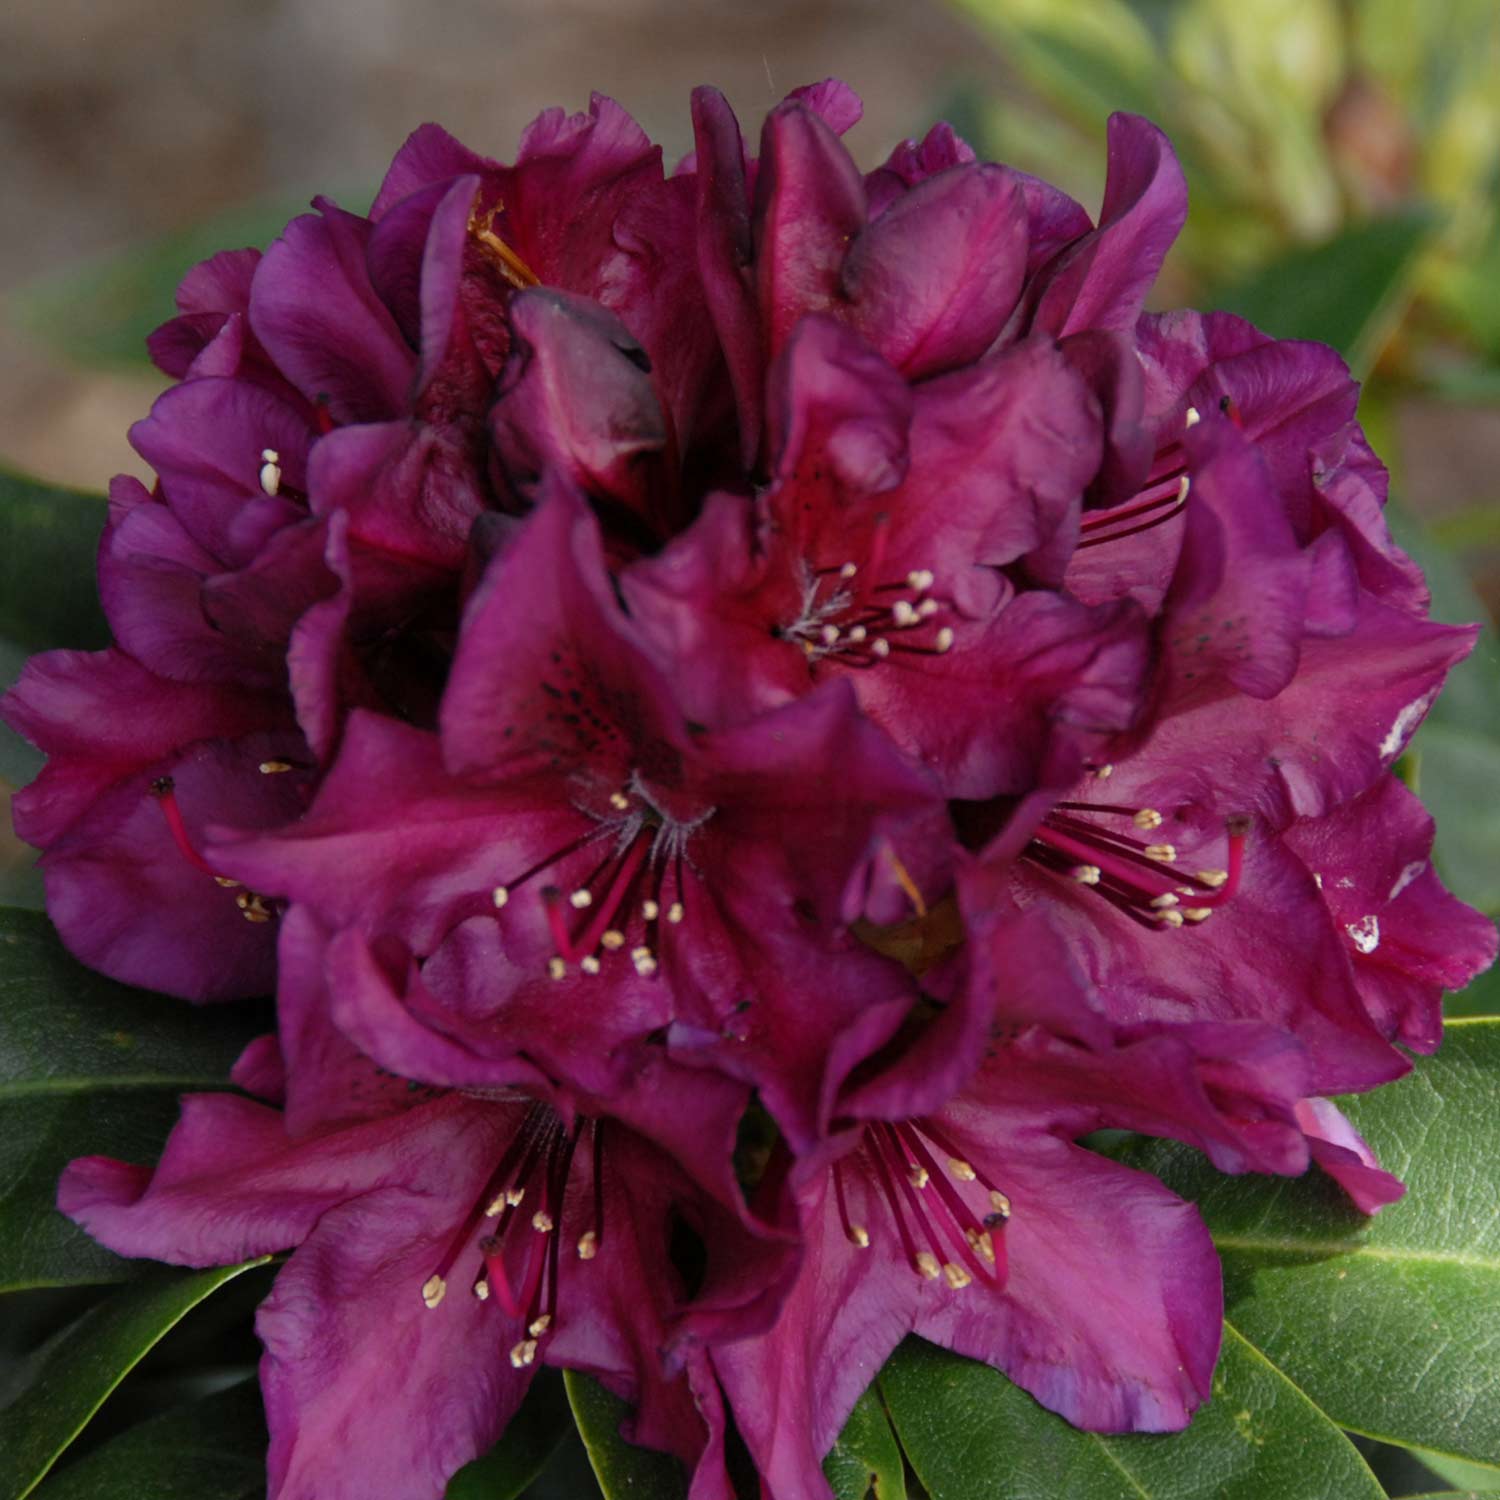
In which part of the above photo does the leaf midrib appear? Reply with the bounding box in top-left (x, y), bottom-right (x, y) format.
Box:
top-left (0, 1075), bottom-right (234, 1100)
top-left (1214, 1233), bottom-right (1500, 1272)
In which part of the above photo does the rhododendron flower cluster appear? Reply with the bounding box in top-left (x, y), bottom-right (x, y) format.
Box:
top-left (5, 80), bottom-right (1494, 1500)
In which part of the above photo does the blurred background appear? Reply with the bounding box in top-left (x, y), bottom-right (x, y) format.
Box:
top-left (2, 1), bottom-right (1497, 1494)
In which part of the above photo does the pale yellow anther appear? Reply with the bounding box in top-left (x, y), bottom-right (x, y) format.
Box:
top-left (934, 627), bottom-right (954, 654)
top-left (484, 1194), bottom-right (507, 1217)
top-left (1156, 908), bottom-right (1186, 928)
top-left (214, 875), bottom-right (242, 888)
top-left (577, 1230), bottom-right (599, 1260)
top-left (943, 1262), bottom-right (972, 1290)
top-left (839, 561), bottom-right (858, 579)
top-left (1183, 908), bottom-right (1213, 923)
top-left (966, 1227), bottom-right (996, 1263)
top-left (947, 1157), bottom-right (977, 1182)
top-left (473, 1279), bottom-right (490, 1301)
top-left (529, 1314), bottom-right (552, 1337)
top-left (1071, 864), bottom-right (1101, 885)
top-left (505, 1187), bottom-right (525, 1207)
top-left (242, 909), bottom-right (272, 924)
top-left (421, 1274), bottom-right (446, 1310)
top-left (907, 1166), bottom-right (930, 1189)
top-left (1185, 406), bottom-right (1202, 428)
top-left (580, 955), bottom-right (601, 975)
top-left (569, 889), bottom-right (593, 909)
top-left (1150, 893), bottom-right (1179, 910)
top-left (261, 447), bottom-right (280, 463)
top-left (258, 760), bottom-right (292, 775)
top-left (1134, 808), bottom-right (1164, 831)
top-left (915, 1251), bottom-right (942, 1281)
top-left (1194, 869), bottom-right (1229, 888)
top-left (492, 886), bottom-right (509, 909)
top-left (1313, 871), bottom-right (1324, 889)
top-left (548, 957), bottom-right (567, 981)
top-left (609, 791), bottom-right (630, 811)
top-left (1177, 474), bottom-right (1191, 501)
top-left (1145, 843), bottom-right (1177, 863)
top-left (510, 1339), bottom-right (538, 1369)
top-left (601, 930), bottom-right (625, 950)
top-left (1094, 763), bottom-right (1115, 779)
top-left (917, 598), bottom-right (939, 618)
top-left (906, 569), bottom-right (935, 592)
top-left (847, 626), bottom-right (867, 643)
top-left (847, 1224), bottom-right (871, 1249)
top-left (871, 638), bottom-right (891, 659)
top-left (667, 902), bottom-right (685, 924)
top-left (821, 624), bottom-right (840, 646)
top-left (989, 1190), bottom-right (1012, 1217)
top-left (532, 1210), bottom-right (554, 1233)
top-left (258, 453), bottom-right (282, 496)
top-left (642, 900), bottom-right (660, 921)
top-left (892, 600), bottom-right (918, 627)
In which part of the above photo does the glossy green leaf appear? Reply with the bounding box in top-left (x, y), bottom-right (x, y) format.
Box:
top-left (446, 1370), bottom-right (575, 1499)
top-left (0, 1261), bottom-right (269, 1500)
top-left (879, 1327), bottom-right (1382, 1499)
top-left (563, 1371), bottom-right (686, 1500)
top-left (824, 1384), bottom-right (907, 1500)
top-left (0, 908), bottom-right (269, 1290)
top-left (31, 1378), bottom-right (266, 1500)
top-left (1410, 1448), bottom-right (1500, 1494)
top-left (1206, 210), bottom-right (1434, 377)
top-left (1120, 1018), bottom-right (1500, 1466)
top-left (0, 471), bottom-right (108, 654)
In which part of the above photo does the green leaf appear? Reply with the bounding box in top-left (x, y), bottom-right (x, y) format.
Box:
top-left (1120, 1018), bottom-right (1500, 1466)
top-left (447, 1370), bottom-right (574, 1499)
top-left (1206, 210), bottom-right (1434, 377)
top-left (879, 1327), bottom-right (1382, 1499)
top-left (1409, 1448), bottom-right (1500, 1493)
top-left (563, 1371), bottom-right (686, 1500)
top-left (0, 908), bottom-right (269, 1290)
top-left (1409, 724), bottom-right (1500, 915)
top-left (31, 1378), bottom-right (266, 1500)
top-left (823, 1384), bottom-right (907, 1500)
top-left (0, 471), bottom-right (108, 654)
top-left (0, 1261), bottom-right (269, 1500)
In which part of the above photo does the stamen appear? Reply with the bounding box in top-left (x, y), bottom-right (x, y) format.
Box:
top-left (641, 899), bottom-right (660, 921)
top-left (666, 902), bottom-right (685, 925)
top-left (580, 955), bottom-right (601, 975)
top-left (871, 638), bottom-right (890, 659)
top-left (1144, 843), bottom-right (1177, 863)
top-left (569, 889), bottom-right (593, 909)
top-left (1134, 808), bottom-right (1163, 830)
top-left (258, 449), bottom-right (281, 497)
top-left (421, 1274), bottom-right (446, 1310)
top-left (915, 1251), bottom-right (942, 1280)
top-left (577, 1231), bottom-right (598, 1260)
top-left (946, 1158), bottom-right (977, 1182)
top-left (150, 778), bottom-right (216, 876)
top-left (510, 1339), bottom-right (538, 1368)
top-left (547, 957), bottom-right (567, 981)
top-left (943, 1262), bottom-right (972, 1290)
top-left (1071, 865), bottom-right (1101, 884)
top-left (1185, 406), bottom-right (1201, 427)
top-left (609, 791), bottom-right (630, 811)
top-left (467, 199), bottom-right (540, 290)
top-left (492, 887), bottom-right (509, 908)
top-left (258, 760), bottom-right (292, 774)
top-left (934, 628), bottom-right (954, 654)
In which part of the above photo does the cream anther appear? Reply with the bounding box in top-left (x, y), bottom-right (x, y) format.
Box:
top-left (577, 1230), bottom-right (599, 1260)
top-left (966, 1227), bottom-right (996, 1262)
top-left (820, 624), bottom-right (841, 646)
top-left (580, 955), bottom-right (601, 975)
top-left (484, 1194), bottom-right (507, 1218)
top-left (847, 1224), bottom-right (871, 1249)
top-left (214, 876), bottom-right (241, 888)
top-left (989, 1190), bottom-right (1011, 1217)
top-left (601, 930), bottom-right (625, 950)
top-left (547, 957), bottom-right (567, 981)
top-left (839, 562), bottom-right (858, 579)
top-left (917, 598), bottom-right (939, 618)
top-left (667, 902), bottom-right (685, 925)
top-left (609, 791), bottom-right (630, 811)
top-left (641, 900), bottom-right (660, 921)
top-left (1177, 474), bottom-right (1191, 501)
top-left (1156, 908), bottom-right (1186, 928)
top-left (473, 1279), bottom-right (490, 1301)
top-left (915, 1251), bottom-right (942, 1280)
top-left (1134, 808), bottom-right (1164, 831)
top-left (528, 1314), bottom-right (552, 1337)
top-left (1185, 406), bottom-right (1201, 427)
top-left (1150, 893), bottom-right (1180, 910)
top-left (258, 760), bottom-right (292, 774)
top-left (510, 1339), bottom-right (538, 1368)
top-left (505, 1187), bottom-right (525, 1207)
top-left (492, 887), bottom-right (509, 909)
top-left (258, 449), bottom-right (282, 496)
top-left (569, 889), bottom-right (593, 909)
top-left (1094, 763), bottom-right (1114, 779)
top-left (1071, 864), bottom-right (1102, 885)
top-left (871, 638), bottom-right (891, 659)
top-left (847, 625), bottom-right (867, 643)
top-left (943, 1262), bottom-right (972, 1290)
top-left (1145, 843), bottom-right (1177, 863)
top-left (892, 600), bottom-right (918, 627)
top-left (1183, 908), bottom-right (1212, 922)
top-left (421, 1274), bottom-right (446, 1310)
top-left (906, 569), bottom-right (935, 592)
top-left (934, 627), bottom-right (954, 654)
top-left (1194, 869), bottom-right (1228, 888)
top-left (531, 1210), bottom-right (554, 1233)
top-left (947, 1157), bottom-right (976, 1182)
top-left (907, 1165), bottom-right (930, 1189)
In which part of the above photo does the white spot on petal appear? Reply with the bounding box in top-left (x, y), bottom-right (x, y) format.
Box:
top-left (1346, 915), bottom-right (1381, 955)
top-left (1389, 861), bottom-right (1426, 901)
top-left (1380, 694), bottom-right (1436, 762)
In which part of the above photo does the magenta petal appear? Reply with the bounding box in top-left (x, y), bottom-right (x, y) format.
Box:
top-left (865, 122), bottom-right (977, 218)
top-left (251, 202), bottom-right (417, 423)
top-left (1029, 113), bottom-right (1188, 338)
top-left (843, 162), bottom-right (1028, 379)
top-left (1294, 1097), bottom-right (1405, 1213)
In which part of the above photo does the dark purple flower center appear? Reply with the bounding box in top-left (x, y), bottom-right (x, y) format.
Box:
top-left (421, 1103), bottom-right (606, 1369)
top-left (1025, 790), bottom-right (1249, 929)
top-left (779, 524), bottom-right (956, 668)
top-left (1077, 421), bottom-right (1194, 550)
top-left (833, 1119), bottom-right (1011, 1291)
top-left (491, 781), bottom-right (713, 982)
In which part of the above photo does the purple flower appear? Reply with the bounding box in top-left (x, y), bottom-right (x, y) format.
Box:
top-left (211, 488), bottom-right (948, 1149)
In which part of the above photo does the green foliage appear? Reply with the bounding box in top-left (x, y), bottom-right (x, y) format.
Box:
top-left (447, 1371), bottom-right (576, 1500)
top-left (562, 1372), bottom-right (687, 1497)
top-left (0, 1262), bottom-right (269, 1500)
top-left (0, 909), bottom-right (269, 1291)
top-left (880, 1329), bottom-right (1384, 1499)
top-left (0, 472), bottom-right (108, 655)
top-left (824, 1385), bottom-right (907, 1500)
